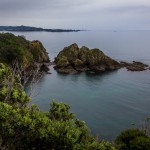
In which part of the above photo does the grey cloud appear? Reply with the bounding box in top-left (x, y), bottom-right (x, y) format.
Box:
top-left (0, 0), bottom-right (92, 11)
top-left (0, 0), bottom-right (150, 30)
top-left (107, 5), bottom-right (150, 14)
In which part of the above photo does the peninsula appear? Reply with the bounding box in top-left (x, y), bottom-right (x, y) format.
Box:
top-left (0, 25), bottom-right (81, 32)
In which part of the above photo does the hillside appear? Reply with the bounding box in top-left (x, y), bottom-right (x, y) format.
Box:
top-left (0, 32), bottom-right (49, 66)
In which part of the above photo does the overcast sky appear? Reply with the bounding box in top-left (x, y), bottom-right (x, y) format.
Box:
top-left (0, 0), bottom-right (150, 30)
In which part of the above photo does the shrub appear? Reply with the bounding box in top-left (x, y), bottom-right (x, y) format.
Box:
top-left (115, 129), bottom-right (150, 150)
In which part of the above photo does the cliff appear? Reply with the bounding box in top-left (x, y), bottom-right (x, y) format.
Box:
top-left (0, 33), bottom-right (50, 73)
top-left (0, 33), bottom-right (49, 64)
top-left (0, 32), bottom-right (51, 106)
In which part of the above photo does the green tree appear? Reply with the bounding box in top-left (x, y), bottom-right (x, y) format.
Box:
top-left (115, 129), bottom-right (150, 150)
top-left (48, 100), bottom-right (75, 121)
top-left (0, 101), bottom-right (116, 150)
top-left (0, 63), bottom-right (30, 107)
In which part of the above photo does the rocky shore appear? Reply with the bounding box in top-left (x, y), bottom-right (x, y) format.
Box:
top-left (54, 43), bottom-right (149, 74)
top-left (1, 33), bottom-right (148, 75)
top-left (120, 61), bottom-right (149, 71)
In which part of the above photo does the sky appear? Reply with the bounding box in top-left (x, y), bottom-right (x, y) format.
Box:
top-left (0, 0), bottom-right (150, 30)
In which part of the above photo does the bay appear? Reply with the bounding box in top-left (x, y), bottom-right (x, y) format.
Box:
top-left (9, 30), bottom-right (150, 140)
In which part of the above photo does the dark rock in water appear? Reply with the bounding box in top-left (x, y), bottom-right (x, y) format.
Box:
top-left (120, 61), bottom-right (129, 67)
top-left (55, 66), bottom-right (78, 74)
top-left (47, 71), bottom-right (52, 74)
top-left (54, 43), bottom-right (121, 74)
top-left (120, 61), bottom-right (149, 71)
top-left (40, 64), bottom-right (50, 73)
top-left (90, 65), bottom-right (106, 72)
top-left (74, 66), bottom-right (89, 72)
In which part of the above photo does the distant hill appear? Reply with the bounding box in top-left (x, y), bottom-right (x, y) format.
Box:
top-left (0, 25), bottom-right (81, 32)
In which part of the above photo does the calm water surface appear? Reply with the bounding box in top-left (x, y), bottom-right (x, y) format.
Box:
top-left (11, 30), bottom-right (150, 140)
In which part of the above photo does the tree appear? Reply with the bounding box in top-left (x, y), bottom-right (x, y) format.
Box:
top-left (48, 100), bottom-right (75, 121)
top-left (10, 59), bottom-right (44, 97)
top-left (115, 129), bottom-right (150, 150)
top-left (141, 117), bottom-right (150, 137)
top-left (0, 62), bottom-right (31, 107)
top-left (0, 100), bottom-right (116, 150)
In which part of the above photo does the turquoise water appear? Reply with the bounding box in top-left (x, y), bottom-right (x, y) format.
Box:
top-left (11, 30), bottom-right (150, 140)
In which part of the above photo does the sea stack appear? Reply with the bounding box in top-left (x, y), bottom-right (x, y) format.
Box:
top-left (54, 43), bottom-right (121, 74)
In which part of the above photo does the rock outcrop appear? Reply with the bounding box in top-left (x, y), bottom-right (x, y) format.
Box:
top-left (54, 43), bottom-right (121, 74)
top-left (120, 61), bottom-right (149, 71)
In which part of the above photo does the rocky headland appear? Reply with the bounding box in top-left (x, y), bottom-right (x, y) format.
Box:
top-left (0, 33), bottom-right (50, 73)
top-left (54, 43), bottom-right (149, 74)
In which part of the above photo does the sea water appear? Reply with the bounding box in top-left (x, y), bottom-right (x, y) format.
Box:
top-left (10, 30), bottom-right (150, 140)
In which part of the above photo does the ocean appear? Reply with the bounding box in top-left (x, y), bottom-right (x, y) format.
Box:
top-left (10, 30), bottom-right (150, 140)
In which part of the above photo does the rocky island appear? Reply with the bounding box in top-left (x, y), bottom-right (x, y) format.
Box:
top-left (54, 43), bottom-right (121, 74)
top-left (54, 43), bottom-right (149, 74)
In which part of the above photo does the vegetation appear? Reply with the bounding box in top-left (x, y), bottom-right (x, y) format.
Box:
top-left (0, 32), bottom-right (49, 64)
top-left (0, 62), bottom-right (114, 150)
top-left (0, 33), bottom-right (150, 149)
top-left (0, 63), bottom-right (115, 149)
top-left (0, 63), bottom-right (30, 107)
top-left (115, 129), bottom-right (150, 150)
top-left (0, 100), bottom-right (116, 150)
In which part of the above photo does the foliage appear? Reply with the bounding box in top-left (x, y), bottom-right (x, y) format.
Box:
top-left (0, 33), bottom-right (49, 105)
top-left (57, 56), bottom-right (69, 67)
top-left (0, 61), bottom-right (115, 149)
top-left (0, 100), bottom-right (116, 150)
top-left (55, 43), bottom-right (117, 67)
top-left (141, 116), bottom-right (150, 137)
top-left (48, 100), bottom-right (75, 121)
top-left (0, 33), bottom-right (49, 65)
top-left (115, 129), bottom-right (150, 150)
top-left (0, 63), bottom-right (30, 107)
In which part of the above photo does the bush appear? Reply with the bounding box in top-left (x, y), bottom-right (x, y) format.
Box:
top-left (0, 101), bottom-right (116, 150)
top-left (115, 129), bottom-right (150, 150)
